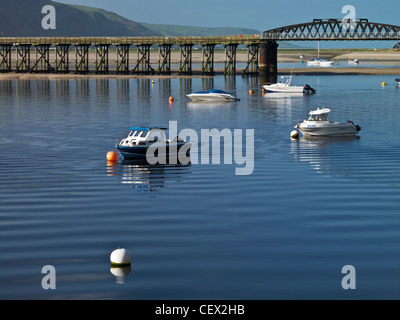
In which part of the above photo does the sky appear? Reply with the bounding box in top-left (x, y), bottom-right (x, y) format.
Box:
top-left (54, 0), bottom-right (400, 48)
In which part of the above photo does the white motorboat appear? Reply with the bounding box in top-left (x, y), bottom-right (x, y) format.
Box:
top-left (295, 108), bottom-right (361, 137)
top-left (263, 75), bottom-right (315, 94)
top-left (319, 59), bottom-right (334, 67)
top-left (186, 89), bottom-right (239, 102)
top-left (348, 59), bottom-right (359, 65)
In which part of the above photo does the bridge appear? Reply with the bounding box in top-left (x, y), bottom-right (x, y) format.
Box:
top-left (0, 19), bottom-right (399, 81)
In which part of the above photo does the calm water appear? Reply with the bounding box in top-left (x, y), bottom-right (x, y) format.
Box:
top-left (1, 72), bottom-right (400, 300)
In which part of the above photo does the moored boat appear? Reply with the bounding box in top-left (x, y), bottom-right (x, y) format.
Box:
top-left (263, 75), bottom-right (315, 94)
top-left (115, 126), bottom-right (191, 161)
top-left (295, 108), bottom-right (361, 137)
top-left (319, 59), bottom-right (334, 67)
top-left (186, 89), bottom-right (239, 101)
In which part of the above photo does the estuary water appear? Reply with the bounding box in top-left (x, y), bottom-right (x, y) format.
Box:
top-left (1, 70), bottom-right (400, 299)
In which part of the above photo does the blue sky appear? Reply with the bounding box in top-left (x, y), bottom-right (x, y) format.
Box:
top-left (55, 0), bottom-right (400, 31)
top-left (55, 0), bottom-right (400, 48)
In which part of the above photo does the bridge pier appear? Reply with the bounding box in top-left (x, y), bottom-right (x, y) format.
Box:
top-left (259, 41), bottom-right (279, 83)
top-left (16, 44), bottom-right (31, 73)
top-left (158, 44), bottom-right (172, 75)
top-left (31, 44), bottom-right (54, 73)
top-left (95, 44), bottom-right (110, 74)
top-left (132, 44), bottom-right (155, 75)
top-left (75, 44), bottom-right (90, 74)
top-left (202, 44), bottom-right (215, 76)
top-left (242, 44), bottom-right (259, 76)
top-left (224, 44), bottom-right (237, 75)
top-left (116, 44), bottom-right (130, 74)
top-left (179, 44), bottom-right (193, 75)
top-left (0, 44), bottom-right (12, 72)
top-left (55, 44), bottom-right (70, 73)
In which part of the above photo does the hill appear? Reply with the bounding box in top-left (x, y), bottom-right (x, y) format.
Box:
top-left (0, 0), bottom-right (157, 36)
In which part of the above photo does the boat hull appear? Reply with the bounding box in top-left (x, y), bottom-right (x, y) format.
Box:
top-left (297, 123), bottom-right (359, 137)
top-left (186, 93), bottom-right (238, 101)
top-left (116, 143), bottom-right (190, 160)
top-left (263, 85), bottom-right (304, 93)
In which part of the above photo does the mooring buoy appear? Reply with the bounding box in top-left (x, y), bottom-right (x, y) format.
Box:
top-left (110, 248), bottom-right (131, 267)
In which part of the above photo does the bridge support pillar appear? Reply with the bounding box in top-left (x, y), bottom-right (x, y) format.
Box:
top-left (179, 44), bottom-right (193, 75)
top-left (55, 44), bottom-right (70, 73)
top-left (116, 44), bottom-right (130, 74)
top-left (202, 44), bottom-right (215, 76)
top-left (242, 44), bottom-right (259, 76)
top-left (31, 44), bottom-right (54, 73)
top-left (158, 44), bottom-right (172, 75)
top-left (259, 41), bottom-right (278, 84)
top-left (95, 44), bottom-right (110, 74)
top-left (132, 44), bottom-right (155, 75)
top-left (75, 44), bottom-right (90, 74)
top-left (16, 44), bottom-right (31, 73)
top-left (224, 44), bottom-right (237, 75)
top-left (0, 44), bottom-right (12, 72)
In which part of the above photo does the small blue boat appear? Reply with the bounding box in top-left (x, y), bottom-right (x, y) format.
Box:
top-left (115, 126), bottom-right (190, 161)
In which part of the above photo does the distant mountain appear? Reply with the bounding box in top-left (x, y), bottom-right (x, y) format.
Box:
top-left (0, 0), bottom-right (157, 36)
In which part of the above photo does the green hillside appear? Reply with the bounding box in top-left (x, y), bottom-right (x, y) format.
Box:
top-left (0, 0), bottom-right (157, 36)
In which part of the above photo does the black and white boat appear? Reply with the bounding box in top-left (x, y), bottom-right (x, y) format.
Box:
top-left (115, 127), bottom-right (190, 160)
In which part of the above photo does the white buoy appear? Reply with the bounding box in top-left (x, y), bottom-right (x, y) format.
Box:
top-left (110, 248), bottom-right (131, 267)
top-left (290, 130), bottom-right (299, 139)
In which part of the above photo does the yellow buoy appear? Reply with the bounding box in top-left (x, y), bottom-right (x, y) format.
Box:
top-left (382, 82), bottom-right (386, 86)
top-left (106, 151), bottom-right (118, 161)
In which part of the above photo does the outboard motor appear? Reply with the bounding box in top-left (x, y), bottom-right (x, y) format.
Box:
top-left (303, 84), bottom-right (316, 94)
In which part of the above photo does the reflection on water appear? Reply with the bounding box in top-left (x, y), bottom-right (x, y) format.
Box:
top-left (107, 159), bottom-right (192, 192)
top-left (290, 136), bottom-right (400, 185)
top-left (110, 266), bottom-right (131, 285)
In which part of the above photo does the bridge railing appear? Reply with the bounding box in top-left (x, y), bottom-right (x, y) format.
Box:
top-left (0, 35), bottom-right (261, 46)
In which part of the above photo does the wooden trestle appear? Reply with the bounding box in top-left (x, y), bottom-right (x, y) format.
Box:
top-left (0, 35), bottom-right (268, 77)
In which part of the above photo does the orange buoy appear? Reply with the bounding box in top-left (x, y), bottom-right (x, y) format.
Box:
top-left (249, 90), bottom-right (254, 94)
top-left (169, 96), bottom-right (174, 103)
top-left (107, 151), bottom-right (118, 162)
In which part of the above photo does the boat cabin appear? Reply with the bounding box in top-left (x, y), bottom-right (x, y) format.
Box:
top-left (121, 127), bottom-right (167, 146)
top-left (307, 108), bottom-right (330, 122)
